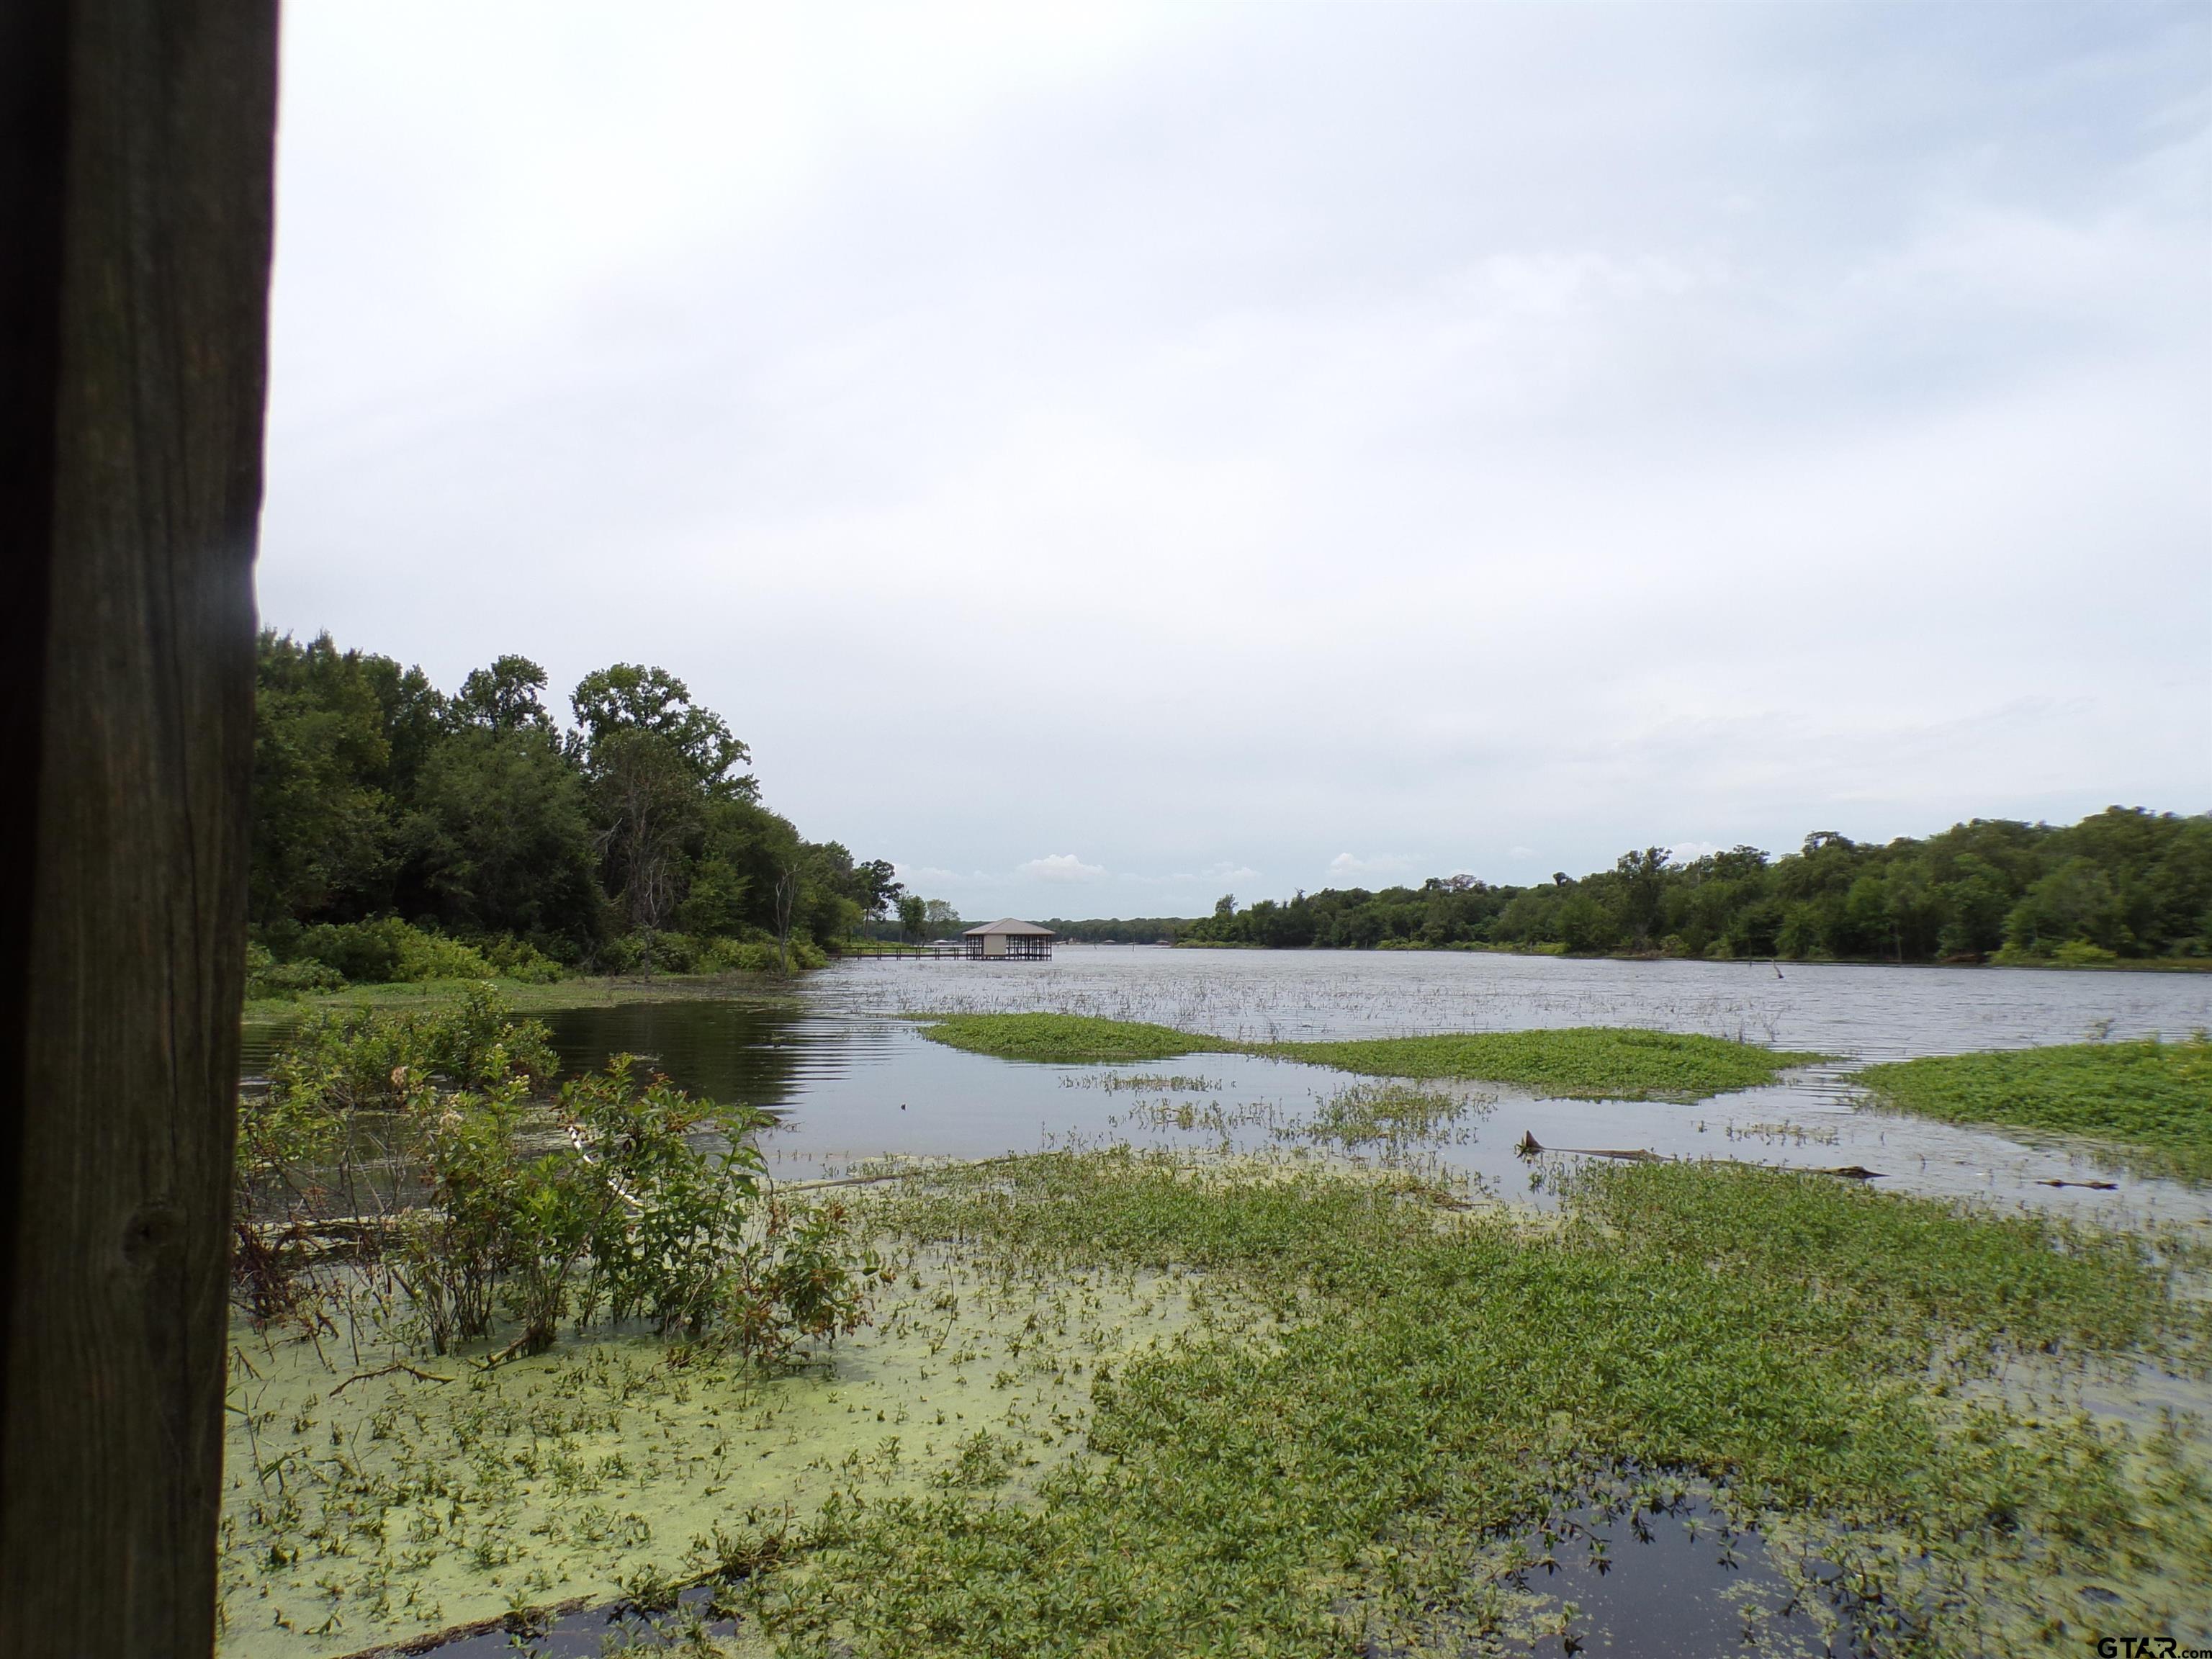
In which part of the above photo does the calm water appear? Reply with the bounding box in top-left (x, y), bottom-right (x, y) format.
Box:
top-left (236, 950), bottom-right (2212, 1215)
top-left (503, 949), bottom-right (2212, 1224)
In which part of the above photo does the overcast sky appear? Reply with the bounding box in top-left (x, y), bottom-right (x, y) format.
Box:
top-left (260, 3), bottom-right (2211, 920)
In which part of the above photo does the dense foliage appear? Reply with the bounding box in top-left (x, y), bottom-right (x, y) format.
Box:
top-left (1038, 917), bottom-right (1192, 944)
top-left (1182, 808), bottom-right (2212, 963)
top-left (235, 990), bottom-right (873, 1363)
top-left (251, 631), bottom-right (904, 985)
top-left (1858, 1037), bottom-right (2212, 1183)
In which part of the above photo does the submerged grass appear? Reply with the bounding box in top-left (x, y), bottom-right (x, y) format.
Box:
top-left (1305, 1082), bottom-right (1475, 1146)
top-left (1858, 1037), bottom-right (2212, 1183)
top-left (746, 1153), bottom-right (2210, 1657)
top-left (913, 1013), bottom-right (1818, 1100)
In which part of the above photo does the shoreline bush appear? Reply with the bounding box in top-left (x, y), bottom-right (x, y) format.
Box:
top-left (234, 992), bottom-right (874, 1363)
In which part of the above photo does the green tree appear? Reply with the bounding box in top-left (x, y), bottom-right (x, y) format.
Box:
top-left (251, 631), bottom-right (397, 925)
top-left (570, 663), bottom-right (754, 799)
top-left (2005, 858), bottom-right (2127, 957)
top-left (678, 855), bottom-right (752, 938)
top-left (452, 653), bottom-right (554, 734)
top-left (853, 859), bottom-right (903, 927)
top-left (1614, 848), bottom-right (1670, 946)
top-left (404, 723), bottom-right (600, 949)
top-left (570, 665), bottom-right (752, 960)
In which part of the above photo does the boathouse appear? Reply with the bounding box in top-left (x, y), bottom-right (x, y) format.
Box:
top-left (963, 918), bottom-right (1056, 960)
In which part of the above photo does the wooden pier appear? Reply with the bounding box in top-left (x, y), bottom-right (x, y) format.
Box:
top-left (841, 943), bottom-right (1052, 961)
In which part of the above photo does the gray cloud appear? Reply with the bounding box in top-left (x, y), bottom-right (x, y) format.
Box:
top-left (260, 3), bottom-right (2210, 919)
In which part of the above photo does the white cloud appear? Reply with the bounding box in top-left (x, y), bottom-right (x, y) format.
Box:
top-left (1665, 841), bottom-right (1723, 863)
top-left (1017, 853), bottom-right (1109, 883)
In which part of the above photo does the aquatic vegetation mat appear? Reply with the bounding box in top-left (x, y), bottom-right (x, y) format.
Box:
top-left (1858, 1037), bottom-right (2212, 1183)
top-left (739, 1153), bottom-right (2211, 1657)
top-left (914, 1013), bottom-right (1818, 1100)
top-left (219, 1252), bottom-right (1201, 1657)
top-left (910, 1013), bottom-right (1237, 1065)
top-left (228, 1142), bottom-right (2212, 1657)
top-left (1261, 1026), bottom-right (1822, 1100)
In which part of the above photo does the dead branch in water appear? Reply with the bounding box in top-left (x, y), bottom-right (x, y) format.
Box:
top-left (1514, 1131), bottom-right (1884, 1181)
top-left (330, 1361), bottom-right (454, 1396)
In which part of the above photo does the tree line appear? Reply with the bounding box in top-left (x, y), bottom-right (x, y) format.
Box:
top-left (1179, 808), bottom-right (2212, 964)
top-left (1038, 917), bottom-right (1190, 945)
top-left (251, 631), bottom-right (902, 989)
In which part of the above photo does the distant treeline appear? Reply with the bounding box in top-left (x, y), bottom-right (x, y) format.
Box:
top-left (1042, 917), bottom-right (1192, 945)
top-left (251, 631), bottom-right (902, 989)
top-left (1180, 809), bottom-right (2212, 965)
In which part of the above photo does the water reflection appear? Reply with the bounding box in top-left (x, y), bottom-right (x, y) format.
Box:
top-left (539, 999), bottom-right (853, 1108)
top-left (1496, 1491), bottom-right (1849, 1658)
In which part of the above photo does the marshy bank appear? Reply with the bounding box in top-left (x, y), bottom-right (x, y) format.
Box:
top-left (227, 1142), bottom-right (2212, 1656)
top-left (224, 953), bottom-right (2212, 1655)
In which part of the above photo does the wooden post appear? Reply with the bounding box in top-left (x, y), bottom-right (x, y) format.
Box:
top-left (0, 0), bottom-right (277, 1653)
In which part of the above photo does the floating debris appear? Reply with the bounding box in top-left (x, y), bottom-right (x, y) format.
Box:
top-left (1516, 1132), bottom-right (1884, 1181)
top-left (1516, 1131), bottom-right (1663, 1163)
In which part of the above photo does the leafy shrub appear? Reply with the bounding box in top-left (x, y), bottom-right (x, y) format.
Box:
top-left (263, 983), bottom-right (558, 1116)
top-left (645, 931), bottom-right (702, 973)
top-left (562, 1056), bottom-right (770, 1339)
top-left (724, 1196), bottom-right (876, 1367)
top-left (291, 917), bottom-right (496, 984)
top-left (238, 994), bottom-right (872, 1362)
top-left (392, 922), bottom-right (497, 981)
top-left (698, 936), bottom-right (781, 974)
top-left (478, 933), bottom-right (565, 982)
top-left (236, 988), bottom-right (556, 1323)
top-left (294, 918), bottom-right (403, 982)
top-left (2051, 938), bottom-right (2120, 966)
top-left (595, 932), bottom-right (647, 974)
top-left (244, 940), bottom-right (345, 999)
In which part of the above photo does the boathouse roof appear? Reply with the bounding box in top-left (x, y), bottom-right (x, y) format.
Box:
top-left (963, 918), bottom-right (1056, 937)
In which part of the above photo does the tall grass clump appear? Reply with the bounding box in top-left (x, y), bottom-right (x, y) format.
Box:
top-left (1304, 1082), bottom-right (1474, 1146)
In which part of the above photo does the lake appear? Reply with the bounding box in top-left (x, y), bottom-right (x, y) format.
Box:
top-left (523, 948), bottom-right (2212, 1223)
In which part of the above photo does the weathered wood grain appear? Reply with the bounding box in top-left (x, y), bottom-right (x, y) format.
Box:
top-left (0, 1), bottom-right (276, 1653)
